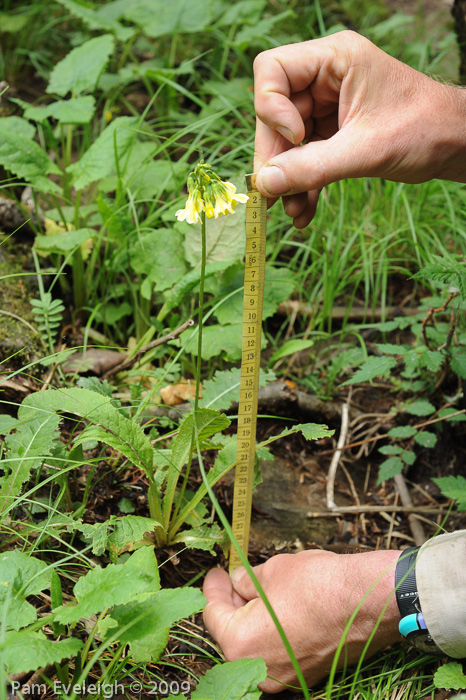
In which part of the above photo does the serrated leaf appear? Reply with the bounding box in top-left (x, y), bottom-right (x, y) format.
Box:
top-left (35, 228), bottom-right (96, 252)
top-left (108, 587), bottom-right (205, 663)
top-left (22, 387), bottom-right (153, 474)
top-left (0, 116), bottom-right (61, 193)
top-left (292, 423), bottom-right (334, 440)
top-left (434, 662), bottom-right (466, 690)
top-left (54, 548), bottom-right (160, 624)
top-left (57, 0), bottom-right (134, 41)
top-left (0, 410), bottom-right (61, 514)
top-left (387, 425), bottom-right (417, 439)
top-left (199, 367), bottom-right (275, 411)
top-left (172, 523), bottom-right (227, 554)
top-left (191, 658), bottom-right (267, 700)
top-left (414, 431), bottom-right (438, 448)
top-left (129, 229), bottom-right (186, 293)
top-left (13, 96), bottom-right (96, 124)
top-left (404, 399), bottom-right (436, 416)
top-left (47, 34), bottom-right (114, 97)
top-left (432, 475), bottom-right (466, 509)
top-left (451, 347), bottom-right (466, 379)
top-left (377, 456), bottom-right (404, 484)
top-left (342, 356), bottom-right (397, 386)
top-left (0, 551), bottom-right (51, 630)
top-left (419, 350), bottom-right (445, 373)
top-left (107, 516), bottom-right (161, 559)
top-left (0, 631), bottom-right (83, 674)
top-left (67, 116), bottom-right (138, 190)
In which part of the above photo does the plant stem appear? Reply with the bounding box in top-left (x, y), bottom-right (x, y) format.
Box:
top-left (169, 211), bottom-right (207, 531)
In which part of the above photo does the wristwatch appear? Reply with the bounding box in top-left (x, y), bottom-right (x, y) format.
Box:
top-left (395, 546), bottom-right (443, 655)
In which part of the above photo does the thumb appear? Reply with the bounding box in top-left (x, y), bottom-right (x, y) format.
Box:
top-left (231, 565), bottom-right (262, 601)
top-left (256, 127), bottom-right (374, 196)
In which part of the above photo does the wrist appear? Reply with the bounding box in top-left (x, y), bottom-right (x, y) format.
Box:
top-left (342, 550), bottom-right (402, 650)
top-left (431, 82), bottom-right (466, 183)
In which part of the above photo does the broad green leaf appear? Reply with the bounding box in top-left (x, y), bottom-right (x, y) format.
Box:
top-left (451, 347), bottom-right (466, 379)
top-left (108, 587), bottom-right (206, 662)
top-left (57, 0), bottom-right (134, 41)
top-left (172, 523), bottom-right (227, 554)
top-left (268, 339), bottom-right (314, 365)
top-left (22, 387), bottom-right (153, 474)
top-left (342, 356), bottom-right (397, 386)
top-left (0, 11), bottom-right (29, 32)
top-left (434, 662), bottom-right (466, 690)
top-left (376, 343), bottom-right (409, 356)
top-left (35, 228), bottom-right (96, 252)
top-left (233, 10), bottom-right (295, 49)
top-left (199, 367), bottom-right (275, 411)
top-left (129, 230), bottom-right (186, 293)
top-left (77, 520), bottom-right (111, 556)
top-left (432, 475), bottom-right (466, 509)
top-left (172, 409), bottom-right (230, 470)
top-left (54, 548), bottom-right (160, 624)
top-left (163, 409), bottom-right (230, 523)
top-left (216, 0), bottom-right (266, 27)
top-left (437, 408), bottom-right (466, 423)
top-left (0, 116), bottom-right (61, 193)
top-left (404, 399), bottom-right (436, 416)
top-left (414, 431), bottom-right (438, 448)
top-left (0, 410), bottom-right (61, 515)
top-left (0, 415), bottom-right (18, 434)
top-left (178, 323), bottom-right (266, 362)
top-left (0, 551), bottom-right (51, 630)
top-left (377, 457), bottom-right (404, 484)
top-left (124, 0), bottom-right (219, 37)
top-left (160, 260), bottom-right (234, 320)
top-left (378, 445), bottom-right (403, 455)
top-left (182, 182), bottom-right (248, 267)
top-left (47, 34), bottom-right (115, 97)
top-left (387, 425), bottom-right (417, 439)
top-left (67, 116), bottom-right (138, 190)
top-left (401, 450), bottom-right (416, 465)
top-left (214, 265), bottom-right (297, 326)
top-left (0, 631), bottom-right (83, 674)
top-left (191, 658), bottom-right (267, 700)
top-left (13, 96), bottom-right (96, 124)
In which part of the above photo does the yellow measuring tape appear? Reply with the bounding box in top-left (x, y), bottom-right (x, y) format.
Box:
top-left (229, 174), bottom-right (267, 574)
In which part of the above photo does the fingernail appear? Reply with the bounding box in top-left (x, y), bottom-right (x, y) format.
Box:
top-left (276, 125), bottom-right (294, 143)
top-left (258, 165), bottom-right (291, 196)
top-left (231, 566), bottom-right (245, 585)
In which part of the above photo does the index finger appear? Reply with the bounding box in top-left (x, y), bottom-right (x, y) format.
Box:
top-left (203, 568), bottom-right (237, 644)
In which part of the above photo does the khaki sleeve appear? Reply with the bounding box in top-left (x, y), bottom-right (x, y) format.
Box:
top-left (416, 530), bottom-right (466, 658)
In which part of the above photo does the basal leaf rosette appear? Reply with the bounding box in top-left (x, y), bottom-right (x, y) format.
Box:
top-left (175, 161), bottom-right (248, 224)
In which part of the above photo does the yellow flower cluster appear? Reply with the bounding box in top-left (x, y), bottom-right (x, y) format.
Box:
top-left (175, 162), bottom-right (248, 225)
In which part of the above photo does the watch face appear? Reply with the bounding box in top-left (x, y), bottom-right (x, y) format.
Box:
top-left (408, 631), bottom-right (444, 656)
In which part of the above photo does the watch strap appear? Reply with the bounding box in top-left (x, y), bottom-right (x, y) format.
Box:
top-left (395, 546), bottom-right (420, 618)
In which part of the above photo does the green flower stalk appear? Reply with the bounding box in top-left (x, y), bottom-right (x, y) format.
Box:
top-left (167, 162), bottom-right (248, 530)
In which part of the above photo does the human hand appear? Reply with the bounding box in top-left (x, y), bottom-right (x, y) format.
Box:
top-left (253, 30), bottom-right (466, 228)
top-left (203, 549), bottom-right (402, 693)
